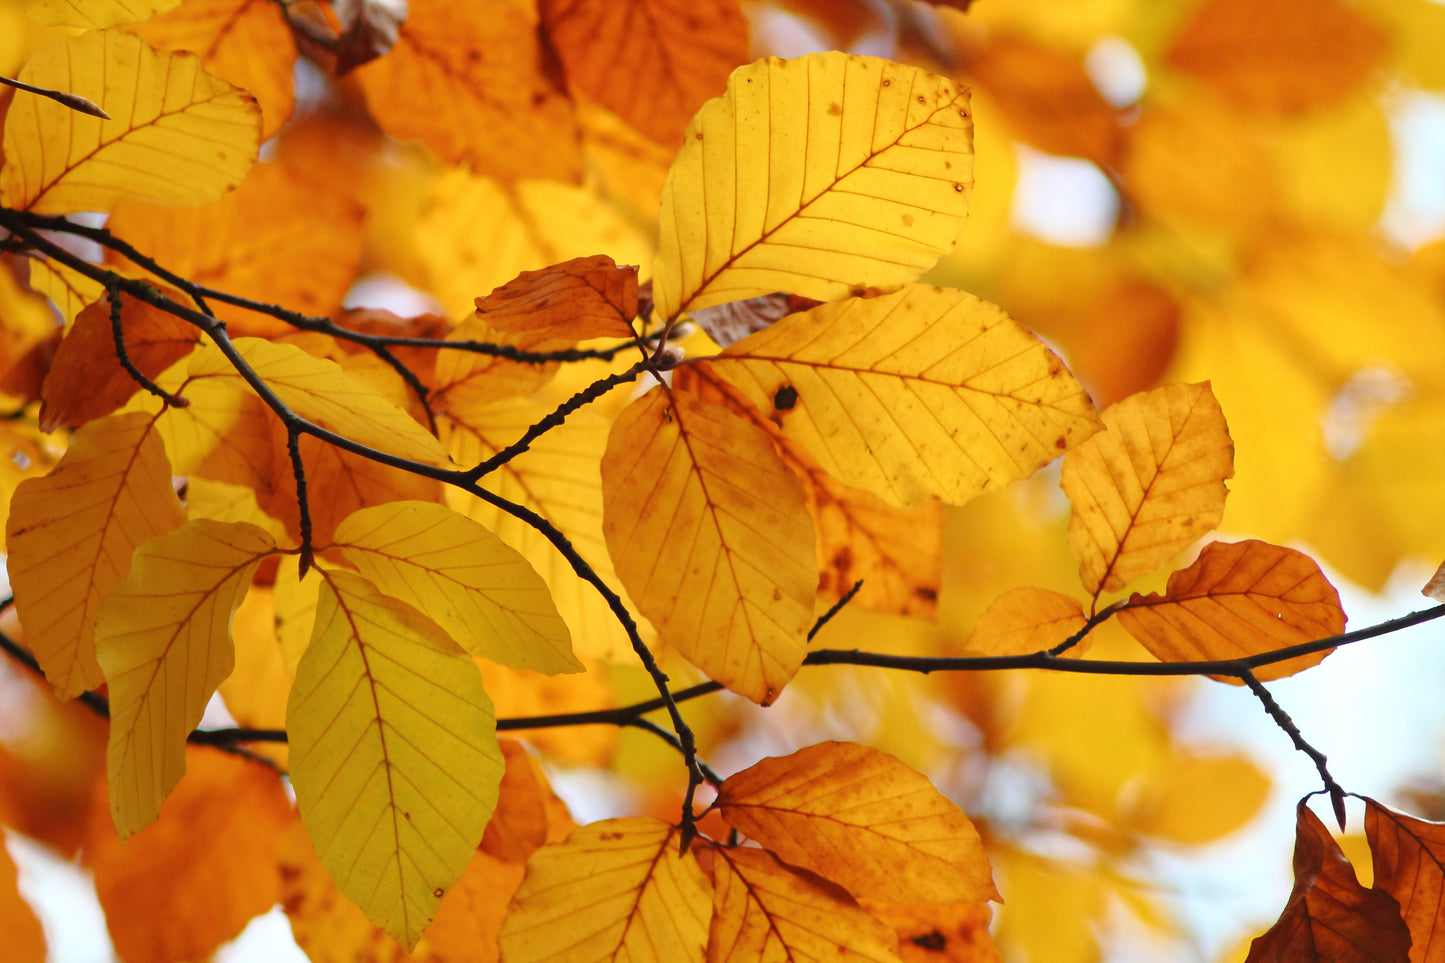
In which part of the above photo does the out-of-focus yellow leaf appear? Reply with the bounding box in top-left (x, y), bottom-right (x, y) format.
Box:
top-left (274, 559), bottom-right (319, 675)
top-left (1271, 93), bottom-right (1391, 232)
top-left (703, 284), bottom-right (1101, 508)
top-left (24, 257), bottom-right (104, 326)
top-left (718, 741), bottom-right (999, 903)
top-left (990, 849), bottom-right (1107, 963)
top-left (1061, 382), bottom-right (1233, 597)
top-left (7, 411), bottom-right (186, 699)
top-left (0, 836), bottom-right (45, 963)
top-left (20, 0), bottom-right (180, 28)
top-left (578, 99), bottom-right (674, 222)
top-left (1246, 802), bottom-right (1410, 962)
top-left (601, 386), bottom-right (817, 705)
top-left (85, 748), bottom-right (291, 963)
top-left (217, 581), bottom-right (288, 766)
top-left (963, 587), bottom-right (1087, 656)
top-left (353, 0), bottom-right (581, 182)
top-left (1362, 0), bottom-right (1445, 90)
top-left (189, 338), bottom-right (448, 463)
top-left (709, 846), bottom-right (901, 962)
top-left (481, 661), bottom-right (618, 766)
top-left (1117, 539), bottom-right (1345, 683)
top-left (127, 0), bottom-right (295, 138)
top-left (541, 0), bottom-right (749, 148)
top-left (499, 818), bottom-right (711, 962)
top-left (473, 255), bottom-right (638, 344)
top-left (861, 898), bottom-right (1000, 963)
top-left (39, 288), bottom-right (200, 432)
top-left (287, 569), bottom-right (503, 949)
top-left (331, 500), bottom-right (579, 675)
top-left (0, 30), bottom-right (259, 213)
top-left (96, 519), bottom-right (274, 837)
top-left (1365, 797), bottom-right (1445, 963)
top-left (1166, 0), bottom-right (1386, 116)
top-left (1129, 753), bottom-right (1270, 845)
top-left (651, 52), bottom-right (974, 323)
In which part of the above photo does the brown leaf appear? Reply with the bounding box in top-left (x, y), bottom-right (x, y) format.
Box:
top-left (474, 255), bottom-right (638, 343)
top-left (334, 0), bottom-right (406, 74)
top-left (1245, 802), bottom-right (1410, 962)
top-left (1423, 560), bottom-right (1445, 603)
top-left (1366, 798), bottom-right (1445, 963)
top-left (688, 293), bottom-right (822, 349)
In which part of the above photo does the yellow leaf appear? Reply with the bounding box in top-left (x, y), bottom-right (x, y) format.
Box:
top-left (6, 411), bottom-right (186, 699)
top-left (189, 337), bottom-right (449, 464)
top-left (96, 519), bottom-right (275, 837)
top-left (273, 558), bottom-right (320, 675)
top-left (601, 386), bottom-right (817, 705)
top-left (709, 846), bottom-right (902, 962)
top-left (331, 500), bottom-right (579, 675)
top-left (183, 476), bottom-right (288, 541)
top-left (963, 587), bottom-right (1088, 657)
top-left (0, 837), bottom-right (45, 963)
top-left (25, 255), bottom-right (106, 324)
top-left (1061, 382), bottom-right (1234, 597)
top-left (1130, 753), bottom-right (1270, 845)
top-left (651, 52), bottom-right (973, 322)
top-left (0, 30), bottom-right (259, 213)
top-left (1116, 539), bottom-right (1346, 683)
top-left (287, 569), bottom-right (504, 949)
top-left (481, 661), bottom-right (618, 767)
top-left (20, 0), bottom-right (181, 28)
top-left (702, 284), bottom-right (1100, 508)
top-left (718, 741), bottom-right (999, 903)
top-left (217, 581), bottom-right (288, 767)
top-left (499, 818), bottom-right (711, 962)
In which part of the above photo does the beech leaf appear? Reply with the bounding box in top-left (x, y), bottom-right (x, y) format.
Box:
top-left (963, 587), bottom-right (1089, 657)
top-left (19, 0), bottom-right (181, 29)
top-left (473, 255), bottom-right (639, 344)
top-left (1366, 797), bottom-right (1445, 963)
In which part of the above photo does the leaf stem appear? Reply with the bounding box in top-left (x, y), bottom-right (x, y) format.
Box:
top-left (1240, 670), bottom-right (1347, 828)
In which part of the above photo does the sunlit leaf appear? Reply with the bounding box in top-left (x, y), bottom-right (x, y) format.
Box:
top-left (499, 818), bottom-right (711, 962)
top-left (962, 587), bottom-right (1088, 657)
top-left (481, 661), bottom-right (619, 767)
top-left (650, 52), bottom-right (974, 322)
top-left (1366, 797), bottom-right (1445, 963)
top-left (1130, 753), bottom-right (1271, 845)
top-left (1061, 382), bottom-right (1233, 596)
top-left (429, 318), bottom-right (561, 414)
top-left (0, 30), bottom-right (259, 213)
top-left (601, 386), bottom-right (817, 704)
top-left (0, 840), bottom-right (44, 963)
top-left (718, 741), bottom-right (999, 903)
top-left (331, 500), bottom-right (579, 675)
top-left (1116, 539), bottom-right (1346, 683)
top-left (481, 739), bottom-right (572, 864)
top-left (708, 846), bottom-right (902, 962)
top-left (473, 255), bottom-right (639, 344)
top-left (287, 569), bottom-right (503, 949)
top-left (19, 0), bottom-right (180, 29)
top-left (7, 412), bottom-right (186, 699)
top-left (702, 284), bottom-right (1101, 508)
top-left (96, 519), bottom-right (274, 837)
top-left (860, 898), bottom-right (1000, 963)
top-left (217, 582), bottom-right (289, 767)
top-left (24, 257), bottom-right (105, 326)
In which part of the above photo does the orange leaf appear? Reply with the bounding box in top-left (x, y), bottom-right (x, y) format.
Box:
top-left (353, 0), bottom-right (582, 182)
top-left (1366, 797), bottom-right (1445, 963)
top-left (1245, 802), bottom-right (1410, 962)
top-left (708, 846), bottom-right (901, 962)
top-left (718, 741), bottom-right (998, 903)
top-left (859, 898), bottom-right (1000, 963)
top-left (473, 255), bottom-right (638, 343)
top-left (0, 841), bottom-right (45, 963)
top-left (1061, 382), bottom-right (1234, 596)
top-left (1116, 540), bottom-right (1346, 683)
top-left (540, 0), bottom-right (750, 147)
top-left (39, 289), bottom-right (199, 432)
top-left (481, 739), bottom-right (575, 864)
top-left (429, 319), bottom-right (561, 416)
top-left (963, 587), bottom-right (1088, 657)
top-left (601, 386), bottom-right (817, 704)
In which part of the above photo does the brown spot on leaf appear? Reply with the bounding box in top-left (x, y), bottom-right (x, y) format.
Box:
top-left (953, 183), bottom-right (965, 192)
top-left (773, 385), bottom-right (798, 410)
top-left (433, 887), bottom-right (444, 898)
top-left (1054, 436), bottom-right (1068, 450)
top-left (882, 79), bottom-right (891, 87)
top-left (912, 930), bottom-right (947, 951)
top-left (828, 102), bottom-right (842, 116)
top-left (915, 586), bottom-right (938, 603)
top-left (902, 213), bottom-right (914, 227)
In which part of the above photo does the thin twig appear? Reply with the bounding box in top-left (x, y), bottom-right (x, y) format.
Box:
top-left (0, 75), bottom-right (110, 119)
top-left (623, 717), bottom-right (724, 788)
top-left (809, 580), bottom-right (864, 642)
top-left (285, 429), bottom-right (314, 576)
top-left (106, 284), bottom-right (189, 408)
top-left (1050, 599), bottom-right (1124, 656)
top-left (1241, 671), bottom-right (1347, 829)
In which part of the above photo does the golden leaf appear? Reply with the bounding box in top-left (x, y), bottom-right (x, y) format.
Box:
top-left (702, 284), bottom-right (1100, 508)
top-left (19, 0), bottom-right (180, 28)
top-left (1365, 797), bottom-right (1445, 963)
top-left (1061, 382), bottom-right (1233, 597)
top-left (25, 256), bottom-right (106, 325)
top-left (1129, 753), bottom-right (1270, 846)
top-left (217, 582), bottom-right (288, 767)
top-left (963, 587), bottom-right (1088, 657)
top-left (96, 519), bottom-right (275, 837)
top-left (601, 386), bottom-right (817, 704)
top-left (708, 846), bottom-right (902, 962)
top-left (1116, 539), bottom-right (1346, 683)
top-left (287, 569), bottom-right (504, 949)
top-left (331, 500), bottom-right (579, 675)
top-left (718, 741), bottom-right (999, 903)
top-left (6, 411), bottom-right (186, 699)
top-left (499, 818), bottom-right (711, 962)
top-left (651, 52), bottom-right (973, 322)
top-left (0, 30), bottom-right (259, 213)
top-left (860, 898), bottom-right (1000, 963)
top-left (473, 255), bottom-right (639, 344)
top-left (428, 318), bottom-right (560, 415)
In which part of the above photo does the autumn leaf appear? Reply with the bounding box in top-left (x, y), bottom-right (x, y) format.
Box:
top-left (0, 30), bottom-right (259, 213)
top-left (287, 569), bottom-right (504, 948)
top-left (1061, 382), bottom-right (1234, 597)
top-left (473, 255), bottom-right (639, 343)
top-left (718, 742), bottom-right (999, 903)
top-left (25, 257), bottom-right (106, 326)
top-left (1422, 560), bottom-right (1445, 603)
top-left (96, 519), bottom-right (275, 837)
top-left (0, 841), bottom-right (44, 963)
top-left (7, 411), bottom-right (186, 699)
top-left (330, 500), bottom-right (580, 675)
top-left (701, 284), bottom-right (1100, 508)
top-left (428, 318), bottom-right (561, 416)
top-left (1366, 797), bottom-right (1445, 963)
top-left (19, 0), bottom-right (180, 29)
top-left (708, 845), bottom-right (903, 962)
top-left (499, 818), bottom-right (712, 962)
top-left (1246, 801), bottom-right (1410, 962)
top-left (601, 386), bottom-right (817, 704)
top-left (688, 292), bottom-right (821, 349)
top-left (1116, 540), bottom-right (1346, 683)
top-left (481, 739), bottom-right (574, 864)
top-left (962, 587), bottom-right (1088, 657)
top-left (334, 0), bottom-right (407, 74)
top-left (860, 898), bottom-right (1000, 963)
top-left (650, 51), bottom-right (974, 323)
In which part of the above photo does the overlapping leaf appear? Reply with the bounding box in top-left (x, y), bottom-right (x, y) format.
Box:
top-left (651, 51), bottom-right (974, 322)
top-left (963, 587), bottom-right (1088, 657)
top-left (96, 519), bottom-right (275, 837)
top-left (473, 255), bottom-right (638, 343)
top-left (601, 386), bottom-right (817, 704)
top-left (1061, 382), bottom-right (1234, 596)
top-left (718, 742), bottom-right (999, 903)
top-left (1116, 539), bottom-right (1346, 682)
top-left (287, 569), bottom-right (503, 949)
top-left (499, 818), bottom-right (711, 962)
top-left (7, 412), bottom-right (186, 699)
top-left (0, 30), bottom-right (259, 213)
top-left (860, 898), bottom-right (1000, 963)
top-left (331, 500), bottom-right (579, 675)
top-left (1366, 797), bottom-right (1445, 963)
top-left (19, 0), bottom-right (180, 29)
top-left (701, 284), bottom-right (1101, 508)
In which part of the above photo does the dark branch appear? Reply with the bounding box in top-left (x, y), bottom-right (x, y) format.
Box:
top-left (1241, 671), bottom-right (1346, 828)
top-left (106, 284), bottom-right (188, 409)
